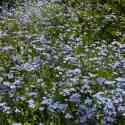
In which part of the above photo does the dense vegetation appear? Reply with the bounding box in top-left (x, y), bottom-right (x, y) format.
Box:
top-left (0, 0), bottom-right (125, 125)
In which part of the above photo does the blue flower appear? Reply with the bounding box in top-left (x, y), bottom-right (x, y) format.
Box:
top-left (96, 77), bottom-right (106, 85)
top-left (69, 93), bottom-right (80, 104)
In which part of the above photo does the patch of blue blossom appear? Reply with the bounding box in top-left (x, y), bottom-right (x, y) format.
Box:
top-left (103, 100), bottom-right (116, 125)
top-left (15, 56), bottom-right (41, 71)
top-left (69, 93), bottom-right (80, 104)
top-left (41, 97), bottom-right (67, 113)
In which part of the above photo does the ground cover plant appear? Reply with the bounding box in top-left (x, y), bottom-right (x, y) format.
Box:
top-left (0, 0), bottom-right (125, 125)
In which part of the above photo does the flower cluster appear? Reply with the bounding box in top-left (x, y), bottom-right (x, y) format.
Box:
top-left (0, 0), bottom-right (125, 125)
